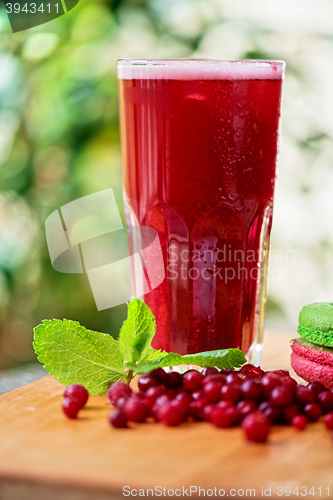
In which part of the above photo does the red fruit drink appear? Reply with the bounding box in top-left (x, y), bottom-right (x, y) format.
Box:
top-left (118, 60), bottom-right (284, 362)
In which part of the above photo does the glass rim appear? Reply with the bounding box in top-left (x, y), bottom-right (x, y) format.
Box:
top-left (116, 59), bottom-right (285, 81)
top-left (117, 58), bottom-right (285, 65)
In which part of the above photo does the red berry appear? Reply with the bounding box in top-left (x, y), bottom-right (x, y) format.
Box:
top-left (115, 396), bottom-right (130, 411)
top-left (242, 412), bottom-right (270, 443)
top-left (258, 402), bottom-right (282, 425)
top-left (204, 381), bottom-right (222, 402)
top-left (211, 406), bottom-right (240, 428)
top-left (158, 402), bottom-right (183, 426)
top-left (64, 384), bottom-right (89, 408)
top-left (270, 385), bottom-right (294, 407)
top-left (202, 403), bottom-right (216, 422)
top-left (202, 374), bottom-right (227, 385)
top-left (62, 398), bottom-right (80, 419)
top-left (107, 382), bottom-right (132, 405)
top-left (151, 394), bottom-right (172, 419)
top-left (261, 373), bottom-right (281, 397)
top-left (124, 395), bottom-right (148, 423)
top-left (183, 370), bottom-right (203, 392)
top-left (304, 403), bottom-right (322, 422)
top-left (149, 368), bottom-right (168, 385)
top-left (242, 371), bottom-right (261, 381)
top-left (270, 369), bottom-right (290, 379)
top-left (144, 385), bottom-right (167, 407)
top-left (296, 386), bottom-right (316, 406)
top-left (240, 379), bottom-right (263, 402)
top-left (201, 367), bottom-right (219, 377)
top-left (239, 364), bottom-right (256, 373)
top-left (324, 412), bottom-right (333, 430)
top-left (318, 391), bottom-right (333, 413)
top-left (282, 404), bottom-right (300, 424)
top-left (138, 373), bottom-right (158, 392)
top-left (165, 372), bottom-right (183, 389)
top-left (226, 373), bottom-right (243, 386)
top-left (189, 398), bottom-right (209, 421)
top-left (192, 389), bottom-right (205, 401)
top-left (307, 381), bottom-right (326, 395)
top-left (109, 411), bottom-right (128, 428)
top-left (237, 400), bottom-right (256, 417)
top-left (292, 414), bottom-right (307, 431)
top-left (216, 400), bottom-right (233, 410)
top-left (221, 383), bottom-right (241, 403)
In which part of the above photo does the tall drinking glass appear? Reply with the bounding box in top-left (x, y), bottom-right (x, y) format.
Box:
top-left (117, 59), bottom-right (284, 364)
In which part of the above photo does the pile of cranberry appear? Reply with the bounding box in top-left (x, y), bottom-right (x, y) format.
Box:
top-left (62, 364), bottom-right (333, 443)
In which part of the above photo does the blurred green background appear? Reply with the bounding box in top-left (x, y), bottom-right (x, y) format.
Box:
top-left (1, 0), bottom-right (333, 370)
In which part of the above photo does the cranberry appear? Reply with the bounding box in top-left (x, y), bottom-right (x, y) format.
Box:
top-left (226, 373), bottom-right (243, 386)
top-left (280, 377), bottom-right (298, 390)
top-left (202, 404), bottom-right (216, 422)
top-left (107, 381), bottom-right (132, 405)
top-left (270, 369), bottom-right (290, 379)
top-left (304, 403), bottom-right (322, 422)
top-left (175, 391), bottom-right (192, 404)
top-left (158, 402), bottom-right (183, 426)
top-left (149, 368), bottom-right (168, 385)
top-left (144, 385), bottom-right (167, 407)
top-left (183, 370), bottom-right (203, 392)
top-left (296, 386), bottom-right (316, 406)
top-left (62, 398), bottom-right (80, 419)
top-left (211, 406), bottom-right (241, 428)
top-left (171, 396), bottom-right (190, 420)
top-left (64, 384), bottom-right (89, 408)
top-left (202, 374), bottom-right (227, 385)
top-left (236, 400), bottom-right (256, 417)
top-left (261, 373), bottom-right (281, 397)
top-left (201, 367), bottom-right (219, 377)
top-left (221, 383), bottom-right (241, 403)
top-left (242, 371), bottom-right (261, 381)
top-left (318, 391), bottom-right (333, 413)
top-left (151, 394), bottom-right (172, 419)
top-left (242, 412), bottom-right (270, 443)
top-left (292, 414), bottom-right (307, 431)
top-left (240, 379), bottom-right (263, 402)
top-left (192, 390), bottom-right (205, 401)
top-left (307, 381), bottom-right (326, 395)
top-left (270, 385), bottom-right (294, 407)
top-left (189, 398), bottom-right (209, 421)
top-left (115, 396), bottom-right (130, 411)
top-left (240, 364), bottom-right (256, 373)
top-left (124, 396), bottom-right (148, 423)
top-left (324, 412), bottom-right (333, 430)
top-left (204, 381), bottom-right (222, 403)
top-left (220, 369), bottom-right (234, 375)
top-left (216, 400), bottom-right (233, 410)
top-left (138, 374), bottom-right (158, 392)
top-left (109, 411), bottom-right (128, 428)
top-left (251, 366), bottom-right (265, 378)
top-left (258, 402), bottom-right (282, 425)
top-left (282, 404), bottom-right (300, 424)
top-left (165, 371), bottom-right (183, 389)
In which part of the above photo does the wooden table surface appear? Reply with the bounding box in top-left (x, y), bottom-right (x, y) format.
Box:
top-left (0, 330), bottom-right (332, 500)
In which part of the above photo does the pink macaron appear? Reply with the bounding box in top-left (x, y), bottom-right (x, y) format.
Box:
top-left (291, 339), bottom-right (333, 389)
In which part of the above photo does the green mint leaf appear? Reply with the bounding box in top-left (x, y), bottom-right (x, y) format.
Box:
top-left (118, 298), bottom-right (156, 363)
top-left (139, 347), bottom-right (168, 364)
top-left (128, 348), bottom-right (246, 373)
top-left (33, 319), bottom-right (125, 394)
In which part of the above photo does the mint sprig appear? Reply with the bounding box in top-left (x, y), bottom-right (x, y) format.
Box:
top-left (33, 298), bottom-right (246, 394)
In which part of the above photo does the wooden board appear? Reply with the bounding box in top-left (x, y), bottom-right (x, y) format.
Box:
top-left (0, 330), bottom-right (332, 500)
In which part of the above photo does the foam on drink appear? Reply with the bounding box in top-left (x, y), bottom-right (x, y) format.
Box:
top-left (117, 59), bottom-right (285, 81)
